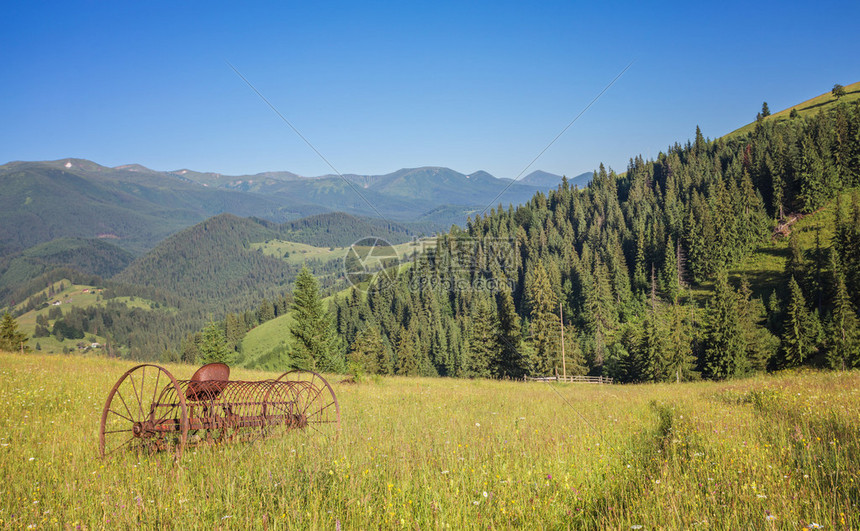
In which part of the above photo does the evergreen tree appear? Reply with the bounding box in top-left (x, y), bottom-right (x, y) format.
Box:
top-left (494, 285), bottom-right (526, 379)
top-left (780, 276), bottom-right (816, 367)
top-left (347, 327), bottom-right (388, 374)
top-left (639, 310), bottom-right (667, 381)
top-left (827, 267), bottom-right (860, 369)
top-left (395, 325), bottom-right (420, 376)
top-left (464, 295), bottom-right (499, 378)
top-left (665, 300), bottom-right (695, 382)
top-left (526, 261), bottom-right (560, 376)
top-left (562, 324), bottom-right (587, 377)
top-left (701, 270), bottom-right (747, 379)
top-left (0, 312), bottom-right (29, 352)
top-left (291, 266), bottom-right (342, 372)
top-left (660, 236), bottom-right (680, 301)
top-left (198, 320), bottom-right (230, 364)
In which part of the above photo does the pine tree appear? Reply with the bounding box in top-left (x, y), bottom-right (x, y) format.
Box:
top-left (827, 268), bottom-right (860, 369)
top-left (464, 295), bottom-right (499, 378)
top-left (780, 276), bottom-right (816, 367)
top-left (395, 325), bottom-right (420, 376)
top-left (701, 270), bottom-right (747, 379)
top-left (291, 266), bottom-right (342, 372)
top-left (660, 236), bottom-right (680, 301)
top-left (494, 285), bottom-right (526, 379)
top-left (640, 310), bottom-right (667, 381)
top-left (0, 312), bottom-right (29, 352)
top-left (526, 261), bottom-right (559, 376)
top-left (563, 323), bottom-right (587, 376)
top-left (665, 300), bottom-right (695, 382)
top-left (198, 321), bottom-right (231, 364)
top-left (347, 327), bottom-right (388, 374)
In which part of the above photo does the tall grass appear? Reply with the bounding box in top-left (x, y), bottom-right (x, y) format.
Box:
top-left (1, 352), bottom-right (857, 528)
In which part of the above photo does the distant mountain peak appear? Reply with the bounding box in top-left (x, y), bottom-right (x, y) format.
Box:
top-left (114, 163), bottom-right (156, 173)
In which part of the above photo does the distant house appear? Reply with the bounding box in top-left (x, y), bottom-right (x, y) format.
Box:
top-left (91, 343), bottom-right (101, 349)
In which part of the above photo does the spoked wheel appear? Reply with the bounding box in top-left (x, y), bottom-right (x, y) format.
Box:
top-left (99, 364), bottom-right (188, 459)
top-left (266, 370), bottom-right (340, 440)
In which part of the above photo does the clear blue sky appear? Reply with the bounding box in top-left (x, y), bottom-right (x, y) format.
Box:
top-left (2, 1), bottom-right (858, 179)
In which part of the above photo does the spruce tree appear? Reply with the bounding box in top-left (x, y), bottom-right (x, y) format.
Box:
top-left (827, 268), bottom-right (860, 369)
top-left (291, 266), bottom-right (342, 372)
top-left (347, 327), bottom-right (387, 374)
top-left (198, 321), bottom-right (231, 365)
top-left (465, 295), bottom-right (499, 378)
top-left (660, 236), bottom-right (680, 301)
top-left (526, 261), bottom-right (560, 376)
top-left (494, 285), bottom-right (526, 379)
top-left (665, 300), bottom-right (695, 382)
top-left (640, 310), bottom-right (667, 381)
top-left (0, 312), bottom-right (29, 352)
top-left (395, 325), bottom-right (420, 376)
top-left (780, 276), bottom-right (816, 367)
top-left (701, 270), bottom-right (747, 379)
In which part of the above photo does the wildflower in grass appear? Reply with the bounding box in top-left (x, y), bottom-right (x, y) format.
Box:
top-left (483, 491), bottom-right (488, 498)
top-left (805, 524), bottom-right (821, 529)
top-left (631, 526), bottom-right (643, 530)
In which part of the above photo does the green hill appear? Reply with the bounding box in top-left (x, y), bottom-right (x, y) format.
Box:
top-left (0, 238), bottom-right (134, 303)
top-left (0, 159), bottom-right (324, 257)
top-left (112, 214), bottom-right (297, 312)
top-left (278, 212), bottom-right (432, 247)
top-left (726, 81), bottom-right (860, 138)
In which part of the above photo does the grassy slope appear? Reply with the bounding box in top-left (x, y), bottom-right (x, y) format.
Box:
top-left (725, 81), bottom-right (860, 139)
top-left (12, 279), bottom-right (168, 354)
top-left (728, 188), bottom-right (856, 299)
top-left (240, 259), bottom-right (418, 367)
top-left (2, 351), bottom-right (858, 528)
top-left (252, 238), bottom-right (434, 266)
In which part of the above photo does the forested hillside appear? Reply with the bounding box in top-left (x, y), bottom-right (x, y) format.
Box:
top-left (327, 98), bottom-right (860, 381)
top-left (279, 212), bottom-right (429, 247)
top-left (0, 238), bottom-right (134, 302)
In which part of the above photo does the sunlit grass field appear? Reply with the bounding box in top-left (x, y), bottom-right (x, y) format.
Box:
top-left (1, 351), bottom-right (858, 529)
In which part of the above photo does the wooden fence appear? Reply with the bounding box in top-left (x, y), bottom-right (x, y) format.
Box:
top-left (526, 375), bottom-right (614, 384)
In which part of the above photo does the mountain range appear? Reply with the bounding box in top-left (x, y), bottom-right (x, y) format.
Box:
top-left (0, 158), bottom-right (589, 258)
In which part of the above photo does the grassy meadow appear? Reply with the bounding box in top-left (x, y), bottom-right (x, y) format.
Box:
top-left (1, 352), bottom-right (858, 529)
top-left (726, 81), bottom-right (860, 139)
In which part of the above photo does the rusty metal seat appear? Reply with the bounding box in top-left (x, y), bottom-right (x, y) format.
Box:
top-left (185, 363), bottom-right (230, 401)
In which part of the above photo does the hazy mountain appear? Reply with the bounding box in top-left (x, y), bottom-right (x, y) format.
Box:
top-left (0, 158), bottom-right (585, 261)
top-left (520, 170), bottom-right (592, 188)
top-left (0, 159), bottom-right (327, 256)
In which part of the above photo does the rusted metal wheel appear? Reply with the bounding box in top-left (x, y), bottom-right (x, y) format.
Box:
top-left (267, 370), bottom-right (341, 439)
top-left (99, 364), bottom-right (188, 459)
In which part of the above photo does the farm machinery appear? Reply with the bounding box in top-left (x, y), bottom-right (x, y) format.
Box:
top-left (99, 363), bottom-right (340, 458)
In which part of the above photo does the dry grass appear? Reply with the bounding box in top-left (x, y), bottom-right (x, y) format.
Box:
top-left (1, 351), bottom-right (858, 529)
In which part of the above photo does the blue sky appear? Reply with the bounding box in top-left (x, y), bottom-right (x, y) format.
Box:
top-left (2, 1), bottom-right (858, 179)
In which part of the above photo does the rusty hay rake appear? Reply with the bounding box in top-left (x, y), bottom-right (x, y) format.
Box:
top-left (99, 363), bottom-right (340, 459)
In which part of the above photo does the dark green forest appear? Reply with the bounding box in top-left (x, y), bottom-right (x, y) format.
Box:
top-left (329, 100), bottom-right (860, 381)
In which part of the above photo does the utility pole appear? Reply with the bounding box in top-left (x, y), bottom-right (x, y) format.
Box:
top-left (559, 302), bottom-right (566, 380)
